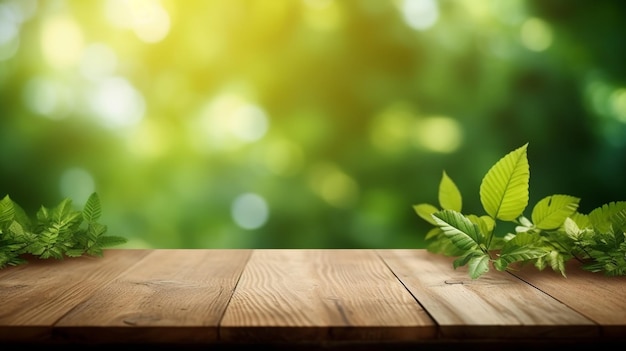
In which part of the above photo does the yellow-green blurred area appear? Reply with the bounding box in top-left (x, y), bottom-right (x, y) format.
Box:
top-left (1, 0), bottom-right (626, 249)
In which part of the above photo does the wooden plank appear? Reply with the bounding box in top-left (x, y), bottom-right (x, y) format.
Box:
top-left (509, 259), bottom-right (626, 338)
top-left (0, 249), bottom-right (150, 342)
top-left (55, 249), bottom-right (251, 344)
top-left (220, 249), bottom-right (435, 343)
top-left (378, 249), bottom-right (598, 339)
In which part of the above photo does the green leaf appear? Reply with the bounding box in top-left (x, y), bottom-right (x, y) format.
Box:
top-left (531, 194), bottom-right (580, 230)
top-left (0, 195), bottom-right (15, 225)
top-left (65, 248), bottom-right (86, 257)
top-left (432, 209), bottom-right (483, 250)
top-left (1, 192), bottom-right (126, 270)
top-left (438, 170), bottom-right (462, 212)
top-left (98, 235), bottom-right (128, 248)
top-left (82, 192), bottom-right (102, 223)
top-left (425, 226), bottom-right (442, 240)
top-left (544, 250), bottom-right (567, 277)
top-left (588, 201), bottom-right (626, 233)
top-left (495, 231), bottom-right (548, 270)
top-left (412, 142), bottom-right (626, 278)
top-left (611, 209), bottom-right (626, 233)
top-left (51, 198), bottom-right (74, 222)
top-left (453, 249), bottom-right (485, 269)
top-left (413, 203), bottom-right (439, 226)
top-left (467, 215), bottom-right (494, 240)
top-left (479, 143), bottom-right (530, 221)
top-left (467, 254), bottom-right (490, 279)
top-left (563, 217), bottom-right (582, 241)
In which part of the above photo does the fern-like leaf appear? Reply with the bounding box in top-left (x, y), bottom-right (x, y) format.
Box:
top-left (588, 201), bottom-right (626, 233)
top-left (0, 195), bottom-right (15, 225)
top-left (82, 192), bottom-right (102, 223)
top-left (432, 209), bottom-right (483, 250)
top-left (98, 235), bottom-right (128, 248)
top-left (453, 250), bottom-right (490, 279)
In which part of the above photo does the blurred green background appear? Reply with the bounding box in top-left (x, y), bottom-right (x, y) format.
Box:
top-left (1, 0), bottom-right (625, 249)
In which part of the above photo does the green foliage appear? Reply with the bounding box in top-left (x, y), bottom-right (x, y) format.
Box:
top-left (414, 143), bottom-right (626, 279)
top-left (0, 192), bottom-right (126, 269)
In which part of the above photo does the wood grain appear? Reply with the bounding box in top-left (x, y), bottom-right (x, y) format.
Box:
top-left (220, 249), bottom-right (435, 343)
top-left (1, 249), bottom-right (625, 347)
top-left (54, 249), bottom-right (251, 344)
top-left (509, 259), bottom-right (626, 337)
top-left (0, 249), bottom-right (150, 342)
top-left (377, 249), bottom-right (598, 339)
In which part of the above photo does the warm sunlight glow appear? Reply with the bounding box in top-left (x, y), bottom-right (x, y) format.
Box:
top-left (303, 0), bottom-right (343, 32)
top-left (41, 14), bottom-right (84, 69)
top-left (399, 0), bottom-right (439, 31)
top-left (86, 77), bottom-right (145, 129)
top-left (412, 116), bottom-right (463, 153)
top-left (192, 93), bottom-right (269, 152)
top-left (80, 43), bottom-right (118, 81)
top-left (105, 0), bottom-right (171, 43)
top-left (127, 119), bottom-right (170, 158)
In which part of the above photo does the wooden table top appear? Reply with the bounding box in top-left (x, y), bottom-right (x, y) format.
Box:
top-left (1, 249), bottom-right (625, 349)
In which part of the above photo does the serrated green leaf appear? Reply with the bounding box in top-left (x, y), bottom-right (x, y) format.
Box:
top-left (36, 205), bottom-right (50, 223)
top-left (545, 250), bottom-right (567, 277)
top-left (83, 192), bottom-right (102, 223)
top-left (570, 211), bottom-right (590, 229)
top-left (413, 203), bottom-right (439, 226)
top-left (531, 194), bottom-right (580, 230)
top-left (452, 249), bottom-right (484, 269)
top-left (564, 217), bottom-right (582, 241)
top-left (51, 198), bottom-right (74, 222)
top-left (495, 246), bottom-right (548, 271)
top-left (432, 209), bottom-right (483, 250)
top-left (611, 209), bottom-right (626, 233)
top-left (0, 195), bottom-right (15, 225)
top-left (87, 222), bottom-right (107, 236)
top-left (438, 170), bottom-right (462, 212)
top-left (467, 215), bottom-right (494, 240)
top-left (426, 232), bottom-right (466, 256)
top-left (8, 220), bottom-right (25, 237)
top-left (98, 235), bottom-right (127, 248)
top-left (588, 201), bottom-right (626, 233)
top-left (479, 143), bottom-right (530, 221)
top-left (467, 254), bottom-right (491, 279)
top-left (65, 248), bottom-right (85, 257)
top-left (425, 226), bottom-right (442, 240)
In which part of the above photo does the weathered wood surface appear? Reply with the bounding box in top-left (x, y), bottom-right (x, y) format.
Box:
top-left (220, 249), bottom-right (435, 343)
top-left (1, 249), bottom-right (625, 347)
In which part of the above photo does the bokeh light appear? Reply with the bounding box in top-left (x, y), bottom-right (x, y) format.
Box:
top-left (231, 193), bottom-right (269, 230)
top-left (2, 0), bottom-right (626, 249)
top-left (40, 14), bottom-right (84, 69)
top-left (520, 17), bottom-right (553, 52)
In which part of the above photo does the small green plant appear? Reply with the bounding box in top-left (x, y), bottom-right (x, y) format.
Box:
top-left (0, 192), bottom-right (127, 269)
top-left (414, 143), bottom-right (626, 279)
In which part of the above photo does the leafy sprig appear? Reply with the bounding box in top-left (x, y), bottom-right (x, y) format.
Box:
top-left (0, 192), bottom-right (127, 269)
top-left (414, 143), bottom-right (626, 279)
